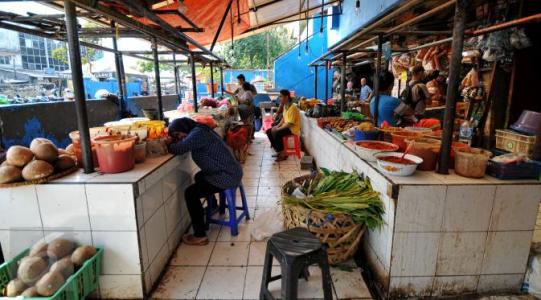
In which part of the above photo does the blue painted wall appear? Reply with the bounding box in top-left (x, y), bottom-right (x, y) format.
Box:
top-left (274, 16), bottom-right (333, 99)
top-left (327, 0), bottom-right (403, 48)
top-left (83, 78), bottom-right (142, 99)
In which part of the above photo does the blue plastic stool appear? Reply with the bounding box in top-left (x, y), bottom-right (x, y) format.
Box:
top-left (205, 184), bottom-right (250, 236)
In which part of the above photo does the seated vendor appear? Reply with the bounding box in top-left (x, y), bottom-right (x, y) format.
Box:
top-left (168, 118), bottom-right (243, 246)
top-left (370, 70), bottom-right (401, 126)
top-left (266, 89), bottom-right (301, 162)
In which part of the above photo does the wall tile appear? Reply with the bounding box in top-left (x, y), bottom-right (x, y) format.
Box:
top-left (436, 232), bottom-right (486, 276)
top-left (490, 185), bottom-right (541, 231)
top-left (432, 276), bottom-right (478, 296)
top-left (99, 275), bottom-right (143, 299)
top-left (86, 184), bottom-right (136, 231)
top-left (164, 190), bottom-right (182, 237)
top-left (37, 184), bottom-right (90, 230)
top-left (442, 186), bottom-right (495, 232)
top-left (92, 231), bottom-right (141, 275)
top-left (481, 231), bottom-right (532, 274)
top-left (139, 228), bottom-right (149, 273)
top-left (390, 232), bottom-right (440, 277)
top-left (389, 276), bottom-right (434, 298)
top-left (0, 229), bottom-right (43, 260)
top-left (477, 274), bottom-right (523, 294)
top-left (141, 181), bottom-right (163, 224)
top-left (145, 206), bottom-right (168, 264)
top-left (136, 195), bottom-right (143, 230)
top-left (149, 243), bottom-right (170, 288)
top-left (145, 167), bottom-right (164, 190)
top-left (395, 186), bottom-right (446, 232)
top-left (162, 170), bottom-right (178, 201)
top-left (0, 186), bottom-right (41, 230)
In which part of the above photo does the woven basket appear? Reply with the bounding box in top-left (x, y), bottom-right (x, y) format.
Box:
top-left (281, 175), bottom-right (366, 265)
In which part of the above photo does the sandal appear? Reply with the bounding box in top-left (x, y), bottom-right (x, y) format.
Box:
top-left (182, 234), bottom-right (209, 246)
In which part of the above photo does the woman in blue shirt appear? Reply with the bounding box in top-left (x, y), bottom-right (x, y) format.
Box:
top-left (370, 70), bottom-right (401, 127)
top-left (168, 118), bottom-right (243, 246)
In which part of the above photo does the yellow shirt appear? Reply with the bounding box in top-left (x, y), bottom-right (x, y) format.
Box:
top-left (283, 103), bottom-right (301, 136)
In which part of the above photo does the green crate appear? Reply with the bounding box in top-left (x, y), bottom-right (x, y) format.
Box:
top-left (0, 248), bottom-right (103, 300)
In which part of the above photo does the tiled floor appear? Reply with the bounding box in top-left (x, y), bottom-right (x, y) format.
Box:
top-left (152, 132), bottom-right (372, 300)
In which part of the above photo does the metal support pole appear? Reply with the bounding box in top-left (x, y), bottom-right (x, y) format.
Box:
top-left (340, 53), bottom-right (346, 112)
top-left (210, 63), bottom-right (215, 98)
top-left (324, 61), bottom-right (329, 104)
top-left (373, 34), bottom-right (383, 126)
top-left (437, 0), bottom-right (467, 174)
top-left (190, 53), bottom-right (198, 112)
top-left (220, 66), bottom-right (225, 96)
top-left (314, 66), bottom-right (318, 99)
top-left (64, 0), bottom-right (94, 173)
top-left (111, 21), bottom-right (125, 118)
top-left (173, 53), bottom-right (180, 103)
top-left (152, 38), bottom-right (164, 120)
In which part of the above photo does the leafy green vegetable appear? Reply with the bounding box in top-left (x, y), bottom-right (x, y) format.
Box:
top-left (283, 170), bottom-right (385, 229)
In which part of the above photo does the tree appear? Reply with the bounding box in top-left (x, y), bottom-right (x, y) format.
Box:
top-left (136, 56), bottom-right (173, 73)
top-left (51, 23), bottom-right (102, 73)
top-left (218, 27), bottom-right (295, 69)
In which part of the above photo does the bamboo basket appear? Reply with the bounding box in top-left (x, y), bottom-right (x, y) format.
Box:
top-left (281, 175), bottom-right (366, 265)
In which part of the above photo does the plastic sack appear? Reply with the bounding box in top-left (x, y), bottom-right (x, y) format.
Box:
top-left (523, 251), bottom-right (541, 298)
top-left (251, 207), bottom-right (284, 241)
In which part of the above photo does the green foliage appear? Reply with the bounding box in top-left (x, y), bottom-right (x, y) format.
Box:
top-left (51, 22), bottom-right (102, 72)
top-left (136, 57), bottom-right (173, 73)
top-left (218, 28), bottom-right (295, 69)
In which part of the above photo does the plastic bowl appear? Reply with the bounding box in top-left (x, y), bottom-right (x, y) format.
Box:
top-left (374, 152), bottom-right (423, 176)
top-left (355, 141), bottom-right (399, 162)
top-left (391, 131), bottom-right (424, 151)
top-left (510, 110), bottom-right (541, 135)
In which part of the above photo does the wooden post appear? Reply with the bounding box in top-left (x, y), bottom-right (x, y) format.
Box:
top-left (372, 34), bottom-right (383, 126)
top-left (210, 63), bottom-right (215, 98)
top-left (190, 53), bottom-right (198, 112)
top-left (437, 0), bottom-right (468, 174)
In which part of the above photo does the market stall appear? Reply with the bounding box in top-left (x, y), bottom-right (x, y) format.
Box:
top-left (301, 113), bottom-right (541, 297)
top-left (301, 0), bottom-right (541, 298)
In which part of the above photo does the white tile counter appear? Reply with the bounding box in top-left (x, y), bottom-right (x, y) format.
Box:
top-left (0, 154), bottom-right (198, 299)
top-left (301, 114), bottom-right (541, 298)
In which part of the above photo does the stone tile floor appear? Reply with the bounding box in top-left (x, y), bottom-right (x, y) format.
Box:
top-left (151, 132), bottom-right (372, 300)
top-left (533, 203), bottom-right (541, 244)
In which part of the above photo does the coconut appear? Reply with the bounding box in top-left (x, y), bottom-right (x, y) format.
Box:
top-left (54, 155), bottom-right (76, 172)
top-left (0, 165), bottom-right (22, 184)
top-left (22, 160), bottom-right (54, 181)
top-left (6, 146), bottom-right (34, 167)
top-left (32, 143), bottom-right (58, 163)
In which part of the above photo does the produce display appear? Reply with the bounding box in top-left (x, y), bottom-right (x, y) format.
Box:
top-left (324, 119), bottom-right (361, 132)
top-left (299, 98), bottom-right (322, 110)
top-left (0, 138), bottom-right (76, 185)
top-left (3, 238), bottom-right (97, 298)
top-left (282, 169), bottom-right (385, 229)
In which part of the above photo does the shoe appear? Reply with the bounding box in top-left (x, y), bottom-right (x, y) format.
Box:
top-left (275, 155), bottom-right (288, 162)
top-left (182, 234), bottom-right (209, 246)
top-left (272, 153), bottom-right (279, 157)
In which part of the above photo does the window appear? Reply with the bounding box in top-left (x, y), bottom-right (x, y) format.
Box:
top-left (0, 56), bottom-right (11, 65)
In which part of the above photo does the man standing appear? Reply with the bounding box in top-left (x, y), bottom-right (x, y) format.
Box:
top-left (359, 78), bottom-right (373, 103)
top-left (225, 74), bottom-right (257, 97)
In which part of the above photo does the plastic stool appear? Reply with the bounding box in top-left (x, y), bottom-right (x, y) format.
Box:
top-left (282, 135), bottom-right (301, 160)
top-left (260, 227), bottom-right (333, 300)
top-left (205, 184), bottom-right (250, 236)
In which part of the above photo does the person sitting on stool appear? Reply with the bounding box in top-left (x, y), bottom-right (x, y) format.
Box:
top-left (266, 89), bottom-right (301, 162)
top-left (168, 118), bottom-right (243, 246)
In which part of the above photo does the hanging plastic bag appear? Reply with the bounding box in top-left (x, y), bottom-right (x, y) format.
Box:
top-left (251, 207), bottom-right (284, 241)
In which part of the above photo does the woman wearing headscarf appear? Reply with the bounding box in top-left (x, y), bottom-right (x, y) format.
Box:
top-left (168, 118), bottom-right (243, 246)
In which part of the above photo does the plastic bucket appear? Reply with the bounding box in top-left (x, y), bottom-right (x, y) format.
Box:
top-left (391, 131), bottom-right (423, 151)
top-left (93, 135), bottom-right (137, 173)
top-left (406, 138), bottom-right (441, 171)
top-left (354, 129), bottom-right (380, 141)
top-left (134, 142), bottom-right (147, 163)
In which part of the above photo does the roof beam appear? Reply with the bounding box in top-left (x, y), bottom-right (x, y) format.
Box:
top-left (210, 0), bottom-right (234, 51)
top-left (154, 9), bottom-right (203, 32)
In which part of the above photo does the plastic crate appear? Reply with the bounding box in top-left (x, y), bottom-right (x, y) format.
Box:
top-left (486, 160), bottom-right (541, 180)
top-left (0, 248), bottom-right (103, 300)
top-left (495, 129), bottom-right (536, 157)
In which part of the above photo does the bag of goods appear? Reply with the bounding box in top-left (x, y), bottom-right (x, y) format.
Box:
top-left (226, 127), bottom-right (248, 150)
top-left (192, 115), bottom-right (217, 128)
top-left (200, 97), bottom-right (218, 108)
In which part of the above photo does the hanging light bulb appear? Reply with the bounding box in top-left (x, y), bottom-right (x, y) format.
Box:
top-left (304, 42), bottom-right (309, 55)
top-left (355, 0), bottom-right (361, 16)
